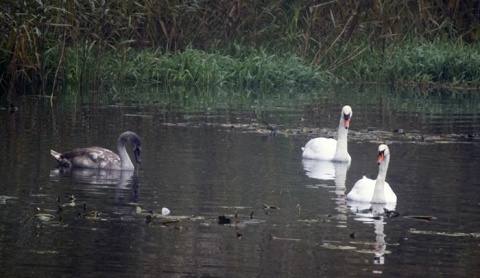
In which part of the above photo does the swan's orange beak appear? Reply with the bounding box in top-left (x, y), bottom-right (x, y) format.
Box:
top-left (377, 152), bottom-right (385, 165)
top-left (343, 114), bottom-right (351, 129)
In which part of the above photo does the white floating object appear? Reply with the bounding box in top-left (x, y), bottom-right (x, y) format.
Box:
top-left (161, 207), bottom-right (171, 215)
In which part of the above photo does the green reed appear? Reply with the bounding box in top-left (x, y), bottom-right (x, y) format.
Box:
top-left (332, 39), bottom-right (480, 87)
top-left (1, 0), bottom-right (479, 97)
top-left (82, 46), bottom-right (331, 89)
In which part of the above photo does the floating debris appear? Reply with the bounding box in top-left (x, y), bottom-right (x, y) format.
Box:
top-left (269, 234), bottom-right (301, 242)
top-left (297, 219), bottom-right (321, 224)
top-left (409, 229), bottom-right (478, 237)
top-left (124, 114), bottom-right (154, 118)
top-left (146, 214), bottom-right (182, 226)
top-left (162, 207), bottom-right (171, 216)
top-left (233, 220), bottom-right (246, 230)
top-left (83, 211), bottom-right (101, 222)
top-left (383, 209), bottom-right (400, 218)
top-left (263, 203), bottom-right (280, 215)
top-left (58, 194), bottom-right (76, 207)
top-left (35, 213), bottom-right (55, 222)
top-left (320, 243), bottom-right (356, 250)
top-left (266, 123), bottom-right (280, 136)
top-left (0, 195), bottom-right (17, 205)
top-left (403, 215), bottom-right (437, 222)
top-left (217, 206), bottom-right (252, 209)
top-left (356, 249), bottom-right (392, 255)
top-left (218, 215), bottom-right (231, 225)
top-left (135, 206), bottom-right (154, 215)
top-left (28, 250), bottom-right (59, 254)
top-left (295, 204), bottom-right (301, 214)
top-left (154, 218), bottom-right (180, 225)
top-left (263, 204), bottom-right (280, 210)
top-left (305, 184), bottom-right (331, 189)
top-left (166, 121), bottom-right (480, 144)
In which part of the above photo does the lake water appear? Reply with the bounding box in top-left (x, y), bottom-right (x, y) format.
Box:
top-left (1, 86), bottom-right (480, 277)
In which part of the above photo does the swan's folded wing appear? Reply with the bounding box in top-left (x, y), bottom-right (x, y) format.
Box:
top-left (302, 138), bottom-right (337, 160)
top-left (62, 147), bottom-right (121, 169)
top-left (346, 176), bottom-right (375, 202)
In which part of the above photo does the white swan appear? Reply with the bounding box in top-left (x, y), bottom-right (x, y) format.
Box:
top-left (51, 131), bottom-right (142, 171)
top-left (346, 144), bottom-right (397, 204)
top-left (302, 105), bottom-right (352, 162)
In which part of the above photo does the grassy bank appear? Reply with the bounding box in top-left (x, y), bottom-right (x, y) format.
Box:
top-left (64, 46), bottom-right (332, 90)
top-left (1, 1), bottom-right (480, 97)
top-left (336, 39), bottom-right (480, 88)
top-left (62, 41), bottom-right (480, 91)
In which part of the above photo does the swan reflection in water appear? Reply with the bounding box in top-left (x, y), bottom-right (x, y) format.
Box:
top-left (50, 168), bottom-right (140, 203)
top-left (347, 201), bottom-right (397, 265)
top-left (302, 159), bottom-right (350, 224)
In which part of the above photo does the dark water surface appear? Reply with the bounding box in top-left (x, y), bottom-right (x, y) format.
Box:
top-left (1, 86), bottom-right (480, 277)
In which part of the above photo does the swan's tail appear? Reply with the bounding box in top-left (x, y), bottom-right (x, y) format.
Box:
top-left (50, 150), bottom-right (62, 160)
top-left (50, 150), bottom-right (72, 169)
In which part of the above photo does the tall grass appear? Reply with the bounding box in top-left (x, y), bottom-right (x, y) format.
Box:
top-left (389, 42), bottom-right (480, 85)
top-left (1, 0), bottom-right (479, 97)
top-left (78, 46), bottom-right (332, 89)
top-left (332, 39), bottom-right (480, 87)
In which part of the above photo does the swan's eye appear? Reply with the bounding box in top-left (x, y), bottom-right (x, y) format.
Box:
top-left (343, 113), bottom-right (350, 120)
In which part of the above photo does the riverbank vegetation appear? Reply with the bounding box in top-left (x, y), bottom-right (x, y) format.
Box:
top-left (1, 0), bottom-right (480, 97)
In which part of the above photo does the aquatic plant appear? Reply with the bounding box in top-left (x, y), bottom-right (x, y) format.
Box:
top-left (71, 46), bottom-right (332, 89)
top-left (389, 41), bottom-right (480, 85)
top-left (1, 0), bottom-right (479, 97)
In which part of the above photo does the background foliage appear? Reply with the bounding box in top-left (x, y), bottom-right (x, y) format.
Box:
top-left (1, 0), bottom-right (479, 96)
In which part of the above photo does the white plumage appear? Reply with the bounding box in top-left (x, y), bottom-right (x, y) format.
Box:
top-left (347, 144), bottom-right (397, 204)
top-left (302, 105), bottom-right (352, 162)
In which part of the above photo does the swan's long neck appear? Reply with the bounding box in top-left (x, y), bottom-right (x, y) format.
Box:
top-left (118, 139), bottom-right (134, 170)
top-left (371, 155), bottom-right (390, 203)
top-left (333, 118), bottom-right (349, 160)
